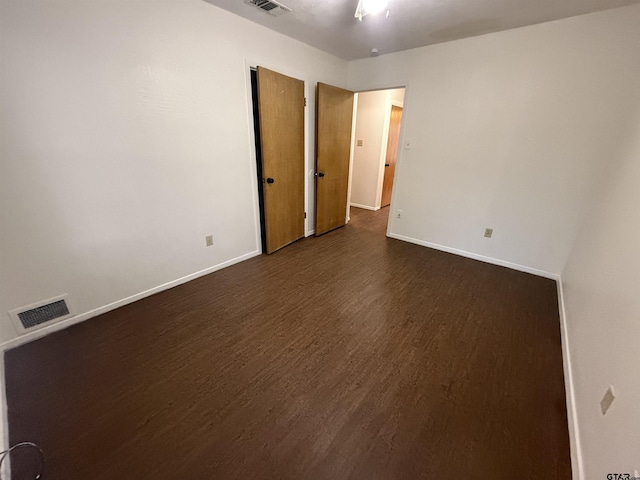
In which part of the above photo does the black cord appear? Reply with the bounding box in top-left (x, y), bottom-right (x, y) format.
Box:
top-left (0, 442), bottom-right (44, 480)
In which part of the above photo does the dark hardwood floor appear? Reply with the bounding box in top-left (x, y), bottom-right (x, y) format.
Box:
top-left (4, 207), bottom-right (571, 479)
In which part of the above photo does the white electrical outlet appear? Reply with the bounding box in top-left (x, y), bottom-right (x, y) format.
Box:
top-left (396, 210), bottom-right (403, 219)
top-left (600, 386), bottom-right (615, 415)
top-left (205, 235), bottom-right (214, 247)
top-left (484, 228), bottom-right (493, 238)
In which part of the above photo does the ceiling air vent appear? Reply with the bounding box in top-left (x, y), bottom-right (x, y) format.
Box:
top-left (246, 0), bottom-right (291, 16)
top-left (9, 295), bottom-right (74, 334)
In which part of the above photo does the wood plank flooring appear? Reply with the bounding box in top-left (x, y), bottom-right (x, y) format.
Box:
top-left (4, 207), bottom-right (571, 479)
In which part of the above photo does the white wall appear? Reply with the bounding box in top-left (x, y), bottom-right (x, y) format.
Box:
top-left (561, 105), bottom-right (640, 476)
top-left (389, 88), bottom-right (405, 105)
top-left (348, 4), bottom-right (640, 277)
top-left (350, 88), bottom-right (404, 210)
top-left (0, 0), bottom-right (347, 344)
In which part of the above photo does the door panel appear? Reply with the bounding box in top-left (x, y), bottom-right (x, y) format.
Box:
top-left (256, 67), bottom-right (305, 254)
top-left (381, 105), bottom-right (402, 207)
top-left (315, 83), bottom-right (354, 236)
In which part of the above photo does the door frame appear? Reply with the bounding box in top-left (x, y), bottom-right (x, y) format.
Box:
top-left (345, 93), bottom-right (359, 224)
top-left (243, 59), bottom-right (313, 253)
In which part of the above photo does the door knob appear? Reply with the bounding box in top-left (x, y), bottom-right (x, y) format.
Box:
top-left (385, 164), bottom-right (390, 167)
top-left (266, 177), bottom-right (275, 184)
top-left (315, 172), bottom-right (325, 178)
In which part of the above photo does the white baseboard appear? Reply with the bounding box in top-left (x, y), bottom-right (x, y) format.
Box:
top-left (0, 249), bottom-right (261, 353)
top-left (350, 203), bottom-right (380, 211)
top-left (556, 279), bottom-right (584, 480)
top-left (387, 232), bottom-right (559, 280)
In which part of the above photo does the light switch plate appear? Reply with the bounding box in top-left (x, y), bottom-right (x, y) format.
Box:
top-left (600, 386), bottom-right (615, 415)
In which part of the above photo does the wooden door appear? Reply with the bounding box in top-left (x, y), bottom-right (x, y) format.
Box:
top-left (315, 83), bottom-right (354, 236)
top-left (256, 67), bottom-right (305, 254)
top-left (381, 105), bottom-right (402, 207)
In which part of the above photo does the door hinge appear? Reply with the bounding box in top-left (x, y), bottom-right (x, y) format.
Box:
top-left (304, 97), bottom-right (307, 107)
top-left (304, 212), bottom-right (307, 218)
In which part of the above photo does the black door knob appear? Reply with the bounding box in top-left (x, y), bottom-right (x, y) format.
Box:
top-left (385, 164), bottom-right (390, 167)
top-left (266, 177), bottom-right (275, 184)
top-left (315, 172), bottom-right (325, 178)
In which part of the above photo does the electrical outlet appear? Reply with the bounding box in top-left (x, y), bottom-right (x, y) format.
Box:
top-left (396, 210), bottom-right (403, 219)
top-left (484, 228), bottom-right (493, 238)
top-left (600, 386), bottom-right (615, 415)
top-left (357, 139), bottom-right (364, 146)
top-left (205, 235), bottom-right (214, 247)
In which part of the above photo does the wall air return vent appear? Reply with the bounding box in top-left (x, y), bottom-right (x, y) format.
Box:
top-left (245, 0), bottom-right (291, 16)
top-left (9, 295), bottom-right (74, 335)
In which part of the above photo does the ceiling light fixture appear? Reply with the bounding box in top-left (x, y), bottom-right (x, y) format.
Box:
top-left (355, 0), bottom-right (390, 21)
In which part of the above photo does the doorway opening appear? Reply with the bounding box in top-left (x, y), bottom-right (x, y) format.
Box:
top-left (347, 87), bottom-right (405, 231)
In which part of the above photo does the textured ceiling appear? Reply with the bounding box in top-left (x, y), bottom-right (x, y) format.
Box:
top-left (204, 0), bottom-right (640, 60)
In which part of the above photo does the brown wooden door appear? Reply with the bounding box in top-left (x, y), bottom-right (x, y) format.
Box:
top-left (256, 67), bottom-right (305, 254)
top-left (381, 105), bottom-right (402, 207)
top-left (315, 83), bottom-right (354, 236)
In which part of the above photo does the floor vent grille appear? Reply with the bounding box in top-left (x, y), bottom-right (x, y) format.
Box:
top-left (18, 300), bottom-right (69, 329)
top-left (9, 295), bottom-right (74, 334)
